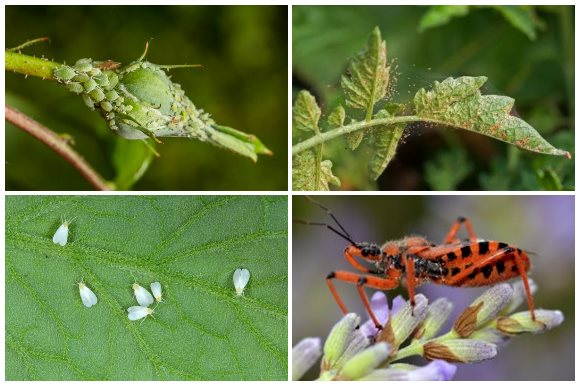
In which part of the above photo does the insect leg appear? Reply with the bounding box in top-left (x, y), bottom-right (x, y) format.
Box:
top-left (443, 217), bottom-right (477, 244)
top-left (344, 249), bottom-right (375, 274)
top-left (403, 253), bottom-right (417, 312)
top-left (327, 271), bottom-right (398, 328)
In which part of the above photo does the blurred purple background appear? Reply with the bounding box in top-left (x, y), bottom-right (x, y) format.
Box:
top-left (292, 195), bottom-right (574, 380)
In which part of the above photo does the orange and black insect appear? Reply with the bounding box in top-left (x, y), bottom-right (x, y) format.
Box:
top-left (298, 198), bottom-right (536, 329)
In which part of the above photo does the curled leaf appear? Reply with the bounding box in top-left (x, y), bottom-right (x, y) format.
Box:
top-left (414, 76), bottom-right (570, 158)
top-left (341, 26), bottom-right (389, 113)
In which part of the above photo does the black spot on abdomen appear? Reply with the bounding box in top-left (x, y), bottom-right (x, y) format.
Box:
top-left (478, 241), bottom-right (489, 255)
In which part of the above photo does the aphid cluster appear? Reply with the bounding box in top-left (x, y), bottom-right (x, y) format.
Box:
top-left (53, 51), bottom-right (215, 144)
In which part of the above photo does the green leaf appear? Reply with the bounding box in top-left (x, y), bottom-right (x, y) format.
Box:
top-left (328, 105), bottom-right (361, 151)
top-left (112, 138), bottom-right (155, 190)
top-left (340, 26), bottom-right (389, 117)
top-left (414, 76), bottom-right (570, 158)
top-left (424, 148), bottom-right (474, 190)
top-left (368, 109), bottom-right (405, 180)
top-left (6, 196), bottom-right (287, 380)
top-left (492, 6), bottom-right (542, 40)
top-left (418, 5), bottom-right (470, 32)
top-left (212, 124), bottom-right (274, 158)
top-left (292, 150), bottom-right (340, 190)
top-left (535, 167), bottom-right (564, 190)
top-left (292, 90), bottom-right (321, 133)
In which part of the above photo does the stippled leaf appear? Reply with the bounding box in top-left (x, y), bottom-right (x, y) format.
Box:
top-left (414, 76), bottom-right (570, 158)
top-left (6, 196), bottom-right (287, 380)
top-left (340, 26), bottom-right (389, 115)
top-left (368, 109), bottom-right (405, 180)
top-left (292, 151), bottom-right (340, 191)
top-left (293, 90), bottom-right (321, 133)
top-left (327, 105), bottom-right (346, 128)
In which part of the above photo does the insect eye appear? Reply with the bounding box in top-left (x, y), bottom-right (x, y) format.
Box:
top-left (361, 248), bottom-right (369, 256)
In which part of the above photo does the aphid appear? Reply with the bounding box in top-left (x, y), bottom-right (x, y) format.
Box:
top-left (78, 280), bottom-right (98, 308)
top-left (127, 305), bottom-right (154, 321)
top-left (132, 281), bottom-right (154, 307)
top-left (233, 268), bottom-right (250, 296)
top-left (54, 65), bottom-right (76, 82)
top-left (53, 219), bottom-right (72, 246)
top-left (150, 282), bottom-right (163, 302)
top-left (299, 197), bottom-right (537, 329)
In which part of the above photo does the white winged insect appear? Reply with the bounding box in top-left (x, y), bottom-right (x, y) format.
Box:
top-left (127, 305), bottom-right (155, 322)
top-left (132, 279), bottom-right (154, 307)
top-left (150, 282), bottom-right (163, 302)
top-left (53, 217), bottom-right (74, 246)
top-left (78, 280), bottom-right (98, 308)
top-left (233, 268), bottom-right (250, 297)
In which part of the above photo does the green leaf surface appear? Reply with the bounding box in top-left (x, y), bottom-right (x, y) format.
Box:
top-left (340, 26), bottom-right (389, 116)
top-left (6, 196), bottom-right (288, 380)
top-left (112, 138), bottom-right (155, 190)
top-left (292, 90), bottom-right (321, 133)
top-left (424, 148), bottom-right (474, 190)
top-left (418, 5), bottom-right (470, 32)
top-left (414, 76), bottom-right (570, 158)
top-left (492, 5), bottom-right (541, 40)
top-left (292, 150), bottom-right (340, 191)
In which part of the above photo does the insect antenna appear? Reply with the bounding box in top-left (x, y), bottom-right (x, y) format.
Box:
top-left (295, 196), bottom-right (357, 245)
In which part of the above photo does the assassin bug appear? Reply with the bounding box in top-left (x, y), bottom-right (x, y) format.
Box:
top-left (297, 197), bottom-right (536, 329)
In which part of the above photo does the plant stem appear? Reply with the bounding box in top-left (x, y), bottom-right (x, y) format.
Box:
top-left (5, 51), bottom-right (60, 80)
top-left (5, 105), bottom-right (114, 191)
top-left (292, 115), bottom-right (445, 155)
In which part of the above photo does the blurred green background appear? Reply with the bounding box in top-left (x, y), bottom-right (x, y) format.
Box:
top-left (6, 5), bottom-right (287, 191)
top-left (293, 5), bottom-right (574, 190)
top-left (293, 195), bottom-right (574, 380)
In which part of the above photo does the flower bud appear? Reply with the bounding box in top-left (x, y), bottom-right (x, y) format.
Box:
top-left (322, 313), bottom-right (360, 369)
top-left (423, 339), bottom-right (497, 363)
top-left (454, 284), bottom-right (512, 337)
top-left (292, 337), bottom-right (321, 381)
top-left (497, 309), bottom-right (564, 334)
top-left (339, 342), bottom-right (390, 380)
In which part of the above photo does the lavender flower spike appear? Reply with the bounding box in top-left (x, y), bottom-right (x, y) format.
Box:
top-left (292, 338), bottom-right (322, 381)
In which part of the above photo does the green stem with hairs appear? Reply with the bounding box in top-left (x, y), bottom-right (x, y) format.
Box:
top-left (5, 51), bottom-right (60, 80)
top-left (292, 116), bottom-right (451, 155)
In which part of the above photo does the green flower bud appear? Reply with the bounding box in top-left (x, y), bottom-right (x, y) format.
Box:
top-left (413, 297), bottom-right (453, 342)
top-left (496, 309), bottom-right (564, 335)
top-left (339, 342), bottom-right (390, 380)
top-left (322, 313), bottom-right (360, 370)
